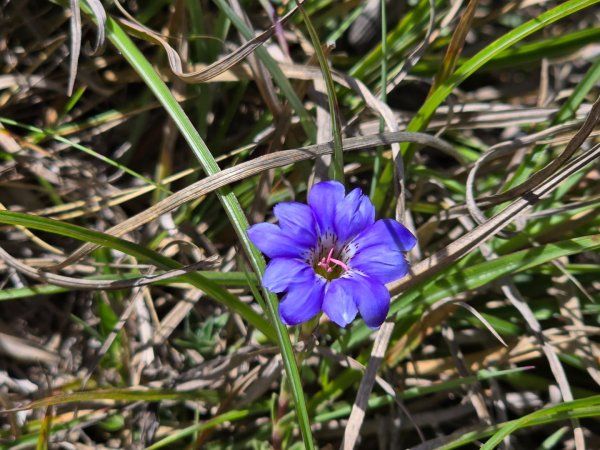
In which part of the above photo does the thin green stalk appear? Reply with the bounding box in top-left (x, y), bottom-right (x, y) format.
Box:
top-left (0, 117), bottom-right (169, 195)
top-left (369, 0), bottom-right (387, 200)
top-left (482, 396), bottom-right (600, 450)
top-left (81, 3), bottom-right (315, 448)
top-left (295, 0), bottom-right (344, 182)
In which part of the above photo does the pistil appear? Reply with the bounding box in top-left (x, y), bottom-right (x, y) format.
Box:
top-left (317, 247), bottom-right (349, 273)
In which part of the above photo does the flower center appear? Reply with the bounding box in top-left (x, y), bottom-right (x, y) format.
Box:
top-left (315, 247), bottom-right (348, 280)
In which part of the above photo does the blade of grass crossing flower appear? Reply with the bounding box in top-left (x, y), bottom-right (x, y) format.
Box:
top-left (83, 6), bottom-right (315, 448)
top-left (294, 0), bottom-right (344, 182)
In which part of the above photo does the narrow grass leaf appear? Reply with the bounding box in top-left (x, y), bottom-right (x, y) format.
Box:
top-left (80, 4), bottom-right (315, 447)
top-left (0, 211), bottom-right (275, 341)
top-left (295, 0), bottom-right (344, 182)
top-left (3, 388), bottom-right (220, 413)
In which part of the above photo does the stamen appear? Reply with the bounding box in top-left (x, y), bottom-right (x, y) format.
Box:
top-left (328, 256), bottom-right (349, 271)
top-left (326, 247), bottom-right (334, 263)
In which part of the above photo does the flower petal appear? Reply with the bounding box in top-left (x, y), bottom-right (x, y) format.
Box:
top-left (248, 223), bottom-right (311, 259)
top-left (308, 180), bottom-right (345, 235)
top-left (278, 275), bottom-right (326, 326)
top-left (273, 202), bottom-right (317, 246)
top-left (322, 277), bottom-right (358, 327)
top-left (262, 258), bottom-right (314, 293)
top-left (351, 219), bottom-right (417, 252)
top-left (349, 250), bottom-right (409, 284)
top-left (334, 188), bottom-right (375, 243)
top-left (348, 272), bottom-right (390, 329)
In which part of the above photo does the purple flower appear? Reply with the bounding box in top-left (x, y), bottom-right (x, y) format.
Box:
top-left (248, 181), bottom-right (416, 329)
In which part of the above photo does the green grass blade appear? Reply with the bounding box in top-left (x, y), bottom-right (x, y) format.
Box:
top-left (554, 57), bottom-right (600, 123)
top-left (501, 54), bottom-right (600, 194)
top-left (146, 409), bottom-right (252, 449)
top-left (403, 0), bottom-right (599, 162)
top-left (0, 211), bottom-right (274, 341)
top-left (481, 396), bottom-right (600, 450)
top-left (482, 26), bottom-right (600, 72)
top-left (296, 1), bottom-right (344, 182)
top-left (0, 117), bottom-right (168, 194)
top-left (0, 271), bottom-right (256, 301)
top-left (81, 4), bottom-right (315, 447)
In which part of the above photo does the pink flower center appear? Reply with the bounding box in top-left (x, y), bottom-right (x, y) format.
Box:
top-left (317, 247), bottom-right (349, 274)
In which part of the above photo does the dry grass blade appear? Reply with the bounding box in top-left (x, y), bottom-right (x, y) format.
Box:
top-left (400, 329), bottom-right (591, 378)
top-left (473, 224), bottom-right (585, 449)
top-left (551, 270), bottom-right (600, 386)
top-left (467, 95), bottom-right (600, 219)
top-left (390, 142), bottom-right (600, 297)
top-left (454, 302), bottom-right (507, 348)
top-left (67, 0), bottom-right (81, 96)
top-left (431, 0), bottom-right (479, 91)
top-left (152, 290), bottom-right (203, 345)
top-left (312, 77), bottom-right (333, 184)
top-left (341, 322), bottom-right (419, 450)
top-left (45, 131), bottom-right (453, 270)
top-left (360, 140), bottom-right (600, 446)
top-left (357, 104), bottom-right (593, 133)
top-left (0, 244), bottom-right (217, 290)
top-left (3, 2), bottom-right (599, 447)
top-left (441, 324), bottom-right (492, 425)
top-left (115, 0), bottom-right (301, 83)
top-left (66, 0), bottom-right (106, 96)
top-left (385, 0), bottom-right (436, 95)
top-left (0, 332), bottom-right (59, 366)
top-left (494, 273), bottom-right (585, 450)
top-left (66, 0), bottom-right (107, 95)
top-left (85, 0), bottom-right (107, 52)
top-left (424, 120), bottom-right (597, 223)
top-left (229, 0), bottom-right (283, 117)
